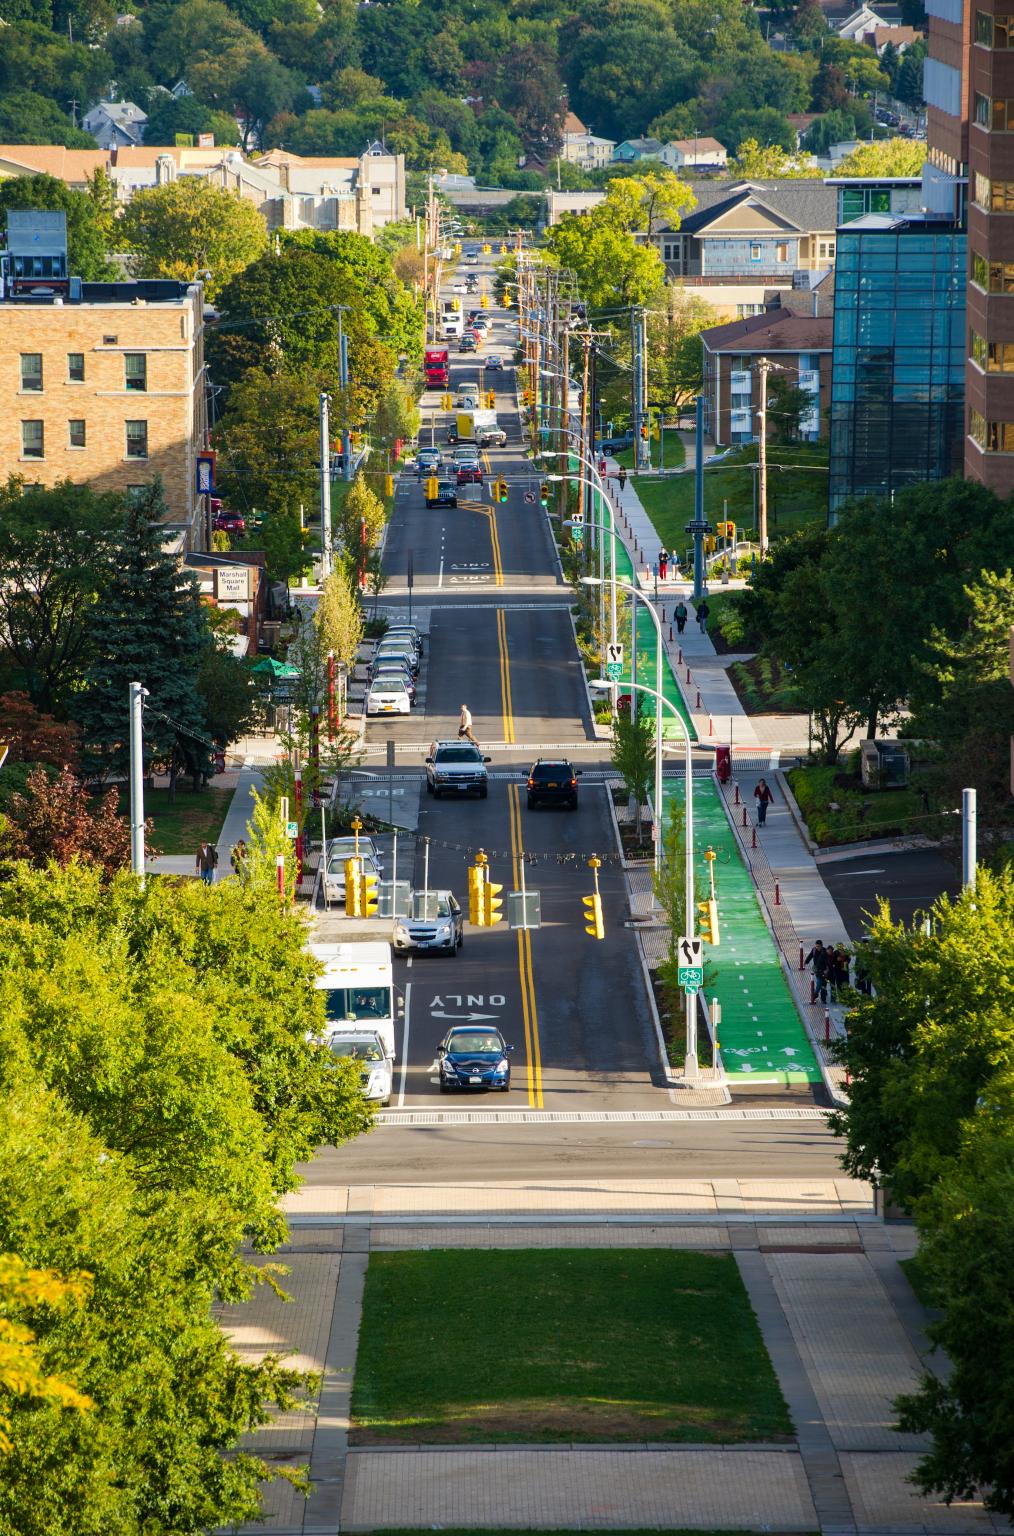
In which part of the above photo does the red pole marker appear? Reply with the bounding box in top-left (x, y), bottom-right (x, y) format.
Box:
top-left (824, 1010), bottom-right (831, 1042)
top-left (741, 807), bottom-right (747, 828)
top-left (810, 979), bottom-right (816, 1003)
top-left (734, 784), bottom-right (740, 804)
top-left (774, 881), bottom-right (781, 905)
top-left (276, 853), bottom-right (285, 900)
top-left (708, 713), bottom-right (713, 734)
top-left (696, 689), bottom-right (702, 707)
top-left (799, 945), bottom-right (805, 970)
top-left (751, 827), bottom-right (757, 848)
top-left (669, 625), bottom-right (673, 641)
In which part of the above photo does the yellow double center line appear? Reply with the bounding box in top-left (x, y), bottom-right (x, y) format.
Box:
top-left (457, 494), bottom-right (503, 587)
top-left (496, 606), bottom-right (542, 1108)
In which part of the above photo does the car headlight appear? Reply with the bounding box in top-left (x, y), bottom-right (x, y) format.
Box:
top-left (434, 771), bottom-right (449, 782)
top-left (495, 1059), bottom-right (509, 1074)
top-left (435, 922), bottom-right (452, 938)
top-left (440, 1058), bottom-right (456, 1074)
top-left (394, 922), bottom-right (410, 940)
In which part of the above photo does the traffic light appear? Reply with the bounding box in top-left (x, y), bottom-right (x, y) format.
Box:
top-left (361, 868), bottom-right (379, 918)
top-left (442, 392), bottom-right (453, 410)
top-left (452, 297), bottom-right (461, 311)
top-left (344, 858), bottom-right (361, 915)
top-left (482, 243), bottom-right (491, 254)
top-left (494, 478), bottom-right (508, 503)
top-left (697, 898), bottom-right (720, 946)
top-left (583, 893), bottom-right (605, 940)
top-left (482, 877), bottom-right (504, 926)
top-left (468, 863), bottom-right (486, 926)
top-left (487, 389), bottom-right (496, 409)
top-left (640, 423), bottom-right (648, 440)
top-left (522, 388), bottom-right (532, 406)
top-left (480, 293), bottom-right (489, 308)
top-left (499, 243), bottom-right (507, 255)
top-left (704, 535), bottom-right (716, 553)
top-left (426, 476), bottom-right (439, 500)
top-left (540, 482), bottom-right (550, 506)
top-left (385, 473), bottom-right (394, 496)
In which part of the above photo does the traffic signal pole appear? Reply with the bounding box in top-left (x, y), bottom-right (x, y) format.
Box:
top-left (319, 390), bottom-right (332, 580)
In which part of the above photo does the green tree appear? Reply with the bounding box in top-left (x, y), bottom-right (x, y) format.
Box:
top-left (73, 481), bottom-right (212, 787)
top-left (834, 138), bottom-right (927, 177)
top-left (280, 229), bottom-right (425, 366)
top-left (197, 646), bottom-right (260, 748)
top-left (0, 22), bottom-right (110, 115)
top-left (802, 109), bottom-right (858, 157)
top-left (0, 89), bottom-right (97, 146)
top-left (0, 765), bottom-right (135, 876)
top-left (0, 479), bottom-right (122, 712)
top-left (315, 567), bottom-right (363, 671)
top-left (647, 287), bottom-right (720, 409)
top-left (766, 374), bottom-right (813, 445)
top-left (598, 170), bottom-right (696, 239)
top-left (0, 173), bottom-right (117, 281)
top-left (720, 108), bottom-right (795, 155)
top-left (728, 138), bottom-right (816, 178)
top-left (610, 702), bottom-right (655, 844)
top-left (545, 217), bottom-right (665, 310)
top-left (0, 1252), bottom-right (93, 1458)
top-left (335, 472), bottom-right (386, 568)
top-left (119, 179), bottom-right (268, 301)
top-left (142, 92), bottom-right (240, 147)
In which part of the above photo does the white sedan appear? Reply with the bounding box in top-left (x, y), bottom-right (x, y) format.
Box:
top-left (325, 1031), bottom-right (392, 1104)
top-left (366, 677), bottom-right (411, 716)
top-left (452, 280), bottom-right (468, 292)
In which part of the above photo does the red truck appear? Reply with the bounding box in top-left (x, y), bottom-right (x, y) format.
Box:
top-left (424, 346), bottom-right (449, 388)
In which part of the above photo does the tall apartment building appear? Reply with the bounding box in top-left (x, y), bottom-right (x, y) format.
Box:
top-left (0, 213), bottom-right (207, 546)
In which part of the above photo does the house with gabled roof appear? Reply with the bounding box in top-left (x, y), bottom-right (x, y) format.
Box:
top-left (649, 180), bottom-right (839, 280)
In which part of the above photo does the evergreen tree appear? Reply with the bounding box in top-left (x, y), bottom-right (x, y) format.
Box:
top-left (74, 481), bottom-right (212, 788)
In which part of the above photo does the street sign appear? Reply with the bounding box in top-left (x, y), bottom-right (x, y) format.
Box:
top-left (507, 890), bottom-right (542, 930)
top-left (677, 933), bottom-right (704, 990)
top-left (606, 641), bottom-right (624, 682)
top-left (524, 490), bottom-right (536, 503)
top-left (286, 821), bottom-right (298, 838)
top-left (684, 519), bottom-right (713, 536)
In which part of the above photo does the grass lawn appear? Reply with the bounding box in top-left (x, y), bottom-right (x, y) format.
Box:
top-left (785, 763), bottom-right (946, 848)
top-left (613, 435), bottom-right (686, 473)
top-left (728, 656), bottom-right (805, 713)
top-left (621, 444), bottom-right (828, 562)
top-left (111, 785), bottom-right (232, 855)
top-left (350, 1249), bottom-right (792, 1446)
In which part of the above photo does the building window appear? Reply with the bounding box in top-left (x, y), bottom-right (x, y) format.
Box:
top-left (970, 407), bottom-right (1014, 448)
top-left (974, 172), bottom-right (1014, 209)
top-left (67, 352), bottom-right (85, 382)
top-left (977, 10), bottom-right (1014, 44)
top-left (21, 421), bottom-right (44, 458)
top-left (750, 243), bottom-right (762, 261)
top-left (776, 242), bottom-right (789, 262)
top-left (818, 240), bottom-right (836, 259)
top-left (124, 353), bottom-right (147, 391)
top-left (125, 420), bottom-right (148, 459)
top-left (972, 251), bottom-right (1014, 291)
top-left (975, 91), bottom-right (1014, 127)
top-left (20, 354), bottom-right (42, 392)
top-left (971, 329), bottom-right (1014, 370)
top-left (68, 419), bottom-right (86, 448)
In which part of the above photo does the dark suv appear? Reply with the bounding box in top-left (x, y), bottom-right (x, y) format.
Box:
top-left (526, 758), bottom-right (581, 810)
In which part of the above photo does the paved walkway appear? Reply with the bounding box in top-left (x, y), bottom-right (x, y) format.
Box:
top-left (212, 1206), bottom-right (1013, 1535)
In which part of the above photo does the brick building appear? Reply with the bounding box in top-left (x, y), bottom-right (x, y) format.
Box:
top-left (699, 307), bottom-right (833, 447)
top-left (0, 243), bottom-right (207, 544)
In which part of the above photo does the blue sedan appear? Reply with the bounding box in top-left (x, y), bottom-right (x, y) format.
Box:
top-left (437, 1026), bottom-right (514, 1092)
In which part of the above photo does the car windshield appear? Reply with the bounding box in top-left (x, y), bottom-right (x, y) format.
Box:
top-left (329, 1038), bottom-right (385, 1062)
top-left (448, 1033), bottom-right (503, 1054)
top-left (328, 852), bottom-right (378, 876)
top-left (437, 746), bottom-right (481, 763)
top-left (322, 986), bottom-right (390, 1022)
top-left (372, 679), bottom-right (407, 693)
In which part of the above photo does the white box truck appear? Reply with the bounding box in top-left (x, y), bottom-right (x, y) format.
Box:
top-left (309, 940), bottom-right (397, 1060)
top-left (451, 408), bottom-right (506, 447)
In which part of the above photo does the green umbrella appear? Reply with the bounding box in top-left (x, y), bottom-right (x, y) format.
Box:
top-left (251, 657), bottom-right (299, 678)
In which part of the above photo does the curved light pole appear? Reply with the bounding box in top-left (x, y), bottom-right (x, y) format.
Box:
top-left (544, 456), bottom-right (616, 701)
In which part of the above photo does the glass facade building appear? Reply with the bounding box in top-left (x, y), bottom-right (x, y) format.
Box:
top-left (829, 220), bottom-right (967, 515)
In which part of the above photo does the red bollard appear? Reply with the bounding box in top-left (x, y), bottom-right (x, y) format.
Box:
top-left (810, 978), bottom-right (816, 1003)
top-left (751, 826), bottom-right (757, 848)
top-left (824, 1010), bottom-right (831, 1042)
top-left (774, 881), bottom-right (781, 905)
top-left (677, 648), bottom-right (683, 664)
top-left (696, 689), bottom-right (702, 707)
top-left (741, 806), bottom-right (747, 828)
top-left (661, 608), bottom-right (666, 623)
top-left (669, 625), bottom-right (673, 641)
top-left (734, 784), bottom-right (740, 804)
top-left (276, 853), bottom-right (285, 901)
top-left (799, 945), bottom-right (805, 971)
top-left (686, 667), bottom-right (692, 683)
top-left (708, 714), bottom-right (713, 736)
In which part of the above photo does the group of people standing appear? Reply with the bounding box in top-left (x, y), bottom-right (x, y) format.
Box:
top-left (804, 939), bottom-right (852, 1004)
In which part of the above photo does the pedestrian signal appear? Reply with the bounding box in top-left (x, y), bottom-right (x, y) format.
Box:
top-left (426, 476), bottom-right (439, 499)
top-left (583, 893), bottom-right (605, 940)
top-left (344, 858), bottom-right (362, 915)
top-left (697, 897), bottom-right (720, 946)
top-left (482, 878), bottom-right (504, 926)
top-left (704, 535), bottom-right (716, 553)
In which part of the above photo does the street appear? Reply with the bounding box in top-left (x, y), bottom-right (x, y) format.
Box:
top-left (318, 248), bottom-right (843, 1177)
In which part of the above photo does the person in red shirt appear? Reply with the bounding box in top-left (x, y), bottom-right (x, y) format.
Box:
top-left (754, 777), bottom-right (774, 826)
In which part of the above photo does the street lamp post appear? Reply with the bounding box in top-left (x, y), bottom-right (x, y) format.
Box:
top-left (545, 453), bottom-right (616, 708)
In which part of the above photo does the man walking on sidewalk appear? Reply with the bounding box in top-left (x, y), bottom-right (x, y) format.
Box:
top-left (674, 600), bottom-right (688, 635)
top-left (696, 598), bottom-right (710, 634)
top-left (804, 940), bottom-right (829, 1004)
top-left (618, 465), bottom-right (627, 492)
top-left (196, 841), bottom-right (218, 885)
top-left (753, 777), bottom-right (774, 826)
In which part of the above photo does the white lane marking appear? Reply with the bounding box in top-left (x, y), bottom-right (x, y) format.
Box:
top-left (374, 1106), bottom-right (832, 1125)
top-left (398, 980), bottom-right (412, 1107)
top-left (438, 554), bottom-right (444, 587)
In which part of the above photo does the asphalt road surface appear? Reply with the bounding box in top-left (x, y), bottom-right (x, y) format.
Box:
top-left (320, 249), bottom-right (843, 1180)
top-left (821, 847), bottom-right (961, 941)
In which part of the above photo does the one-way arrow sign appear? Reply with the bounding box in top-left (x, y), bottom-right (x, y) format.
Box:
top-left (678, 936), bottom-right (703, 967)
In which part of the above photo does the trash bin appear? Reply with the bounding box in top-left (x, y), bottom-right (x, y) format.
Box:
top-left (715, 744), bottom-right (732, 783)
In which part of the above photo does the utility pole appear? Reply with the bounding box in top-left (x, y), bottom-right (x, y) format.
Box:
top-left (559, 305), bottom-right (570, 521)
top-left (962, 787), bottom-right (977, 890)
top-left (633, 306), bottom-right (651, 471)
top-left (129, 682), bottom-right (147, 887)
top-left (339, 312), bottom-right (351, 482)
top-left (757, 356), bottom-right (770, 557)
top-left (319, 391), bottom-right (333, 580)
top-left (688, 393), bottom-right (710, 603)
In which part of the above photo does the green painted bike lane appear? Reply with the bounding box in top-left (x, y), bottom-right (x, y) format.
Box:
top-left (570, 471), bottom-right (820, 1083)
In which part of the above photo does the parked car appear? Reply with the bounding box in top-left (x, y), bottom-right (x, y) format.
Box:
top-left (213, 511), bottom-right (246, 533)
top-left (526, 757), bottom-right (581, 810)
top-left (374, 638), bottom-right (420, 675)
top-left (427, 476), bottom-right (459, 506)
top-left (416, 448), bottom-right (442, 478)
top-left (370, 662), bottom-right (416, 704)
top-left (323, 837), bottom-right (383, 906)
top-left (437, 1025), bottom-right (513, 1092)
top-left (599, 428), bottom-right (635, 454)
top-left (393, 891), bottom-right (464, 954)
top-left (385, 622), bottom-right (423, 653)
top-left (325, 1032), bottom-right (392, 1104)
top-left (425, 740), bottom-right (490, 798)
top-left (459, 334), bottom-right (477, 353)
top-left (366, 676), bottom-right (411, 716)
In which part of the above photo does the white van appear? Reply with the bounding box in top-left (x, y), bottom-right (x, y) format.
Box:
top-left (309, 941), bottom-right (397, 1059)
